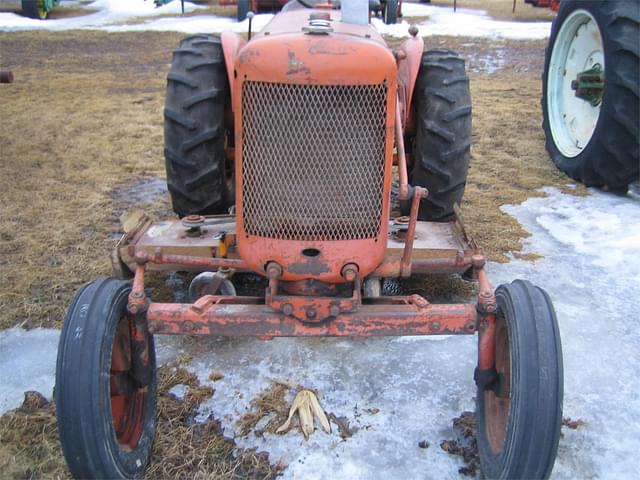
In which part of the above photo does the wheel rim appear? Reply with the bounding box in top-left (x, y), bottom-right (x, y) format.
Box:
top-left (483, 312), bottom-right (511, 455)
top-left (547, 9), bottom-right (604, 158)
top-left (110, 315), bottom-right (148, 450)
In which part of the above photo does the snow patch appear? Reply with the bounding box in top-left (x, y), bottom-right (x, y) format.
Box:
top-left (373, 4), bottom-right (550, 40)
top-left (0, 0), bottom-right (550, 39)
top-left (0, 0), bottom-right (204, 31)
top-left (1, 186), bottom-right (639, 478)
top-left (168, 383), bottom-right (188, 401)
top-left (0, 328), bottom-right (59, 414)
top-left (102, 13), bottom-right (274, 34)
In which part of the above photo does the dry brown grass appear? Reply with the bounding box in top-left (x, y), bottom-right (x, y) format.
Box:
top-left (0, 392), bottom-right (68, 479)
top-left (0, 30), bottom-right (180, 330)
top-left (0, 357), bottom-right (283, 480)
top-left (237, 382), bottom-right (293, 437)
top-left (0, 29), bottom-right (583, 332)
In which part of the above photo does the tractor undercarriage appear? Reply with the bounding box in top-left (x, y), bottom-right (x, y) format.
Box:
top-left (115, 206), bottom-right (498, 388)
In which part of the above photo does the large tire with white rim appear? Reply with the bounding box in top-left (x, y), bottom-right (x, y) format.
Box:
top-left (164, 35), bottom-right (234, 217)
top-left (542, 0), bottom-right (639, 190)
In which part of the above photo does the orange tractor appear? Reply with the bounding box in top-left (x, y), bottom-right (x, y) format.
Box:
top-left (55, 1), bottom-right (563, 478)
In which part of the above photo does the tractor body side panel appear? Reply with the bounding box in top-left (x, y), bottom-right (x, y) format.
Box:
top-left (221, 32), bottom-right (247, 105)
top-left (397, 35), bottom-right (424, 129)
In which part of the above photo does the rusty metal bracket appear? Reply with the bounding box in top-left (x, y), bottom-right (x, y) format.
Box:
top-left (400, 186), bottom-right (428, 277)
top-left (146, 295), bottom-right (478, 338)
top-left (475, 265), bottom-right (497, 375)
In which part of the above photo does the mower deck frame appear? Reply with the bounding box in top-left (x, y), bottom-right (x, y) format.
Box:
top-left (116, 209), bottom-right (497, 374)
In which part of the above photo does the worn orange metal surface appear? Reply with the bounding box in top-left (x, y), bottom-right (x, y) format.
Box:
top-left (396, 33), bottom-right (424, 128)
top-left (126, 251), bottom-right (487, 339)
top-left (221, 32), bottom-right (247, 104)
top-left (114, 212), bottom-right (479, 277)
top-left (145, 296), bottom-right (478, 337)
top-left (476, 266), bottom-right (497, 371)
top-left (232, 9), bottom-right (398, 283)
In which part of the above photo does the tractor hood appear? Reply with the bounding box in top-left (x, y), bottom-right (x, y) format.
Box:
top-left (232, 9), bottom-right (398, 282)
top-left (234, 9), bottom-right (396, 86)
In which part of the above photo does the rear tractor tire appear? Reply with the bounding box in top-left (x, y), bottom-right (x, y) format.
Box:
top-left (410, 49), bottom-right (472, 221)
top-left (542, 0), bottom-right (639, 190)
top-left (56, 278), bottom-right (157, 478)
top-left (164, 34), bottom-right (234, 217)
top-left (476, 280), bottom-right (563, 479)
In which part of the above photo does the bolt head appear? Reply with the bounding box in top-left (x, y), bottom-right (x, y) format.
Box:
top-left (282, 304), bottom-right (293, 316)
top-left (329, 305), bottom-right (340, 317)
top-left (341, 263), bottom-right (358, 282)
top-left (306, 307), bottom-right (317, 319)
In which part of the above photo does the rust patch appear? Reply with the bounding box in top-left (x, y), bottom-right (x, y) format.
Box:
top-left (286, 50), bottom-right (310, 76)
top-left (308, 42), bottom-right (357, 56)
top-left (238, 48), bottom-right (258, 65)
top-left (287, 257), bottom-right (332, 276)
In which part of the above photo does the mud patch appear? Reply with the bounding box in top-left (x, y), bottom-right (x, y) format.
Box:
top-left (440, 411), bottom-right (480, 477)
top-left (562, 417), bottom-right (587, 430)
top-left (328, 413), bottom-right (358, 440)
top-left (110, 177), bottom-right (167, 215)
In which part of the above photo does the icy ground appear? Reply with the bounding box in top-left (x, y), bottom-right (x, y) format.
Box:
top-left (0, 0), bottom-right (550, 39)
top-left (1, 185), bottom-right (639, 478)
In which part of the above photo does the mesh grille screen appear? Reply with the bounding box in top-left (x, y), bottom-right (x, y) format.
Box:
top-left (241, 81), bottom-right (388, 241)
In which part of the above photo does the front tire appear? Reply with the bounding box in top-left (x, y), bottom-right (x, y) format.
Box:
top-left (476, 280), bottom-right (563, 479)
top-left (542, 0), bottom-right (639, 190)
top-left (164, 35), bottom-right (233, 217)
top-left (55, 278), bottom-right (157, 479)
top-left (410, 49), bottom-right (472, 221)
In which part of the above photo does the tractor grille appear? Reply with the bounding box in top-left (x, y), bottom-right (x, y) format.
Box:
top-left (241, 81), bottom-right (388, 241)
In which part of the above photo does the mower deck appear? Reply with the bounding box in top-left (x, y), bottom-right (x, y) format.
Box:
top-left (116, 209), bottom-right (493, 341)
top-left (114, 210), bottom-right (479, 278)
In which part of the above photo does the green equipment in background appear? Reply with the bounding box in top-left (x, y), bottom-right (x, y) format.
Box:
top-left (22, 0), bottom-right (60, 19)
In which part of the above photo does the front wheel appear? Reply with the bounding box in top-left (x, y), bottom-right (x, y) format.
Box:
top-left (55, 278), bottom-right (157, 479)
top-left (476, 280), bottom-right (563, 479)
